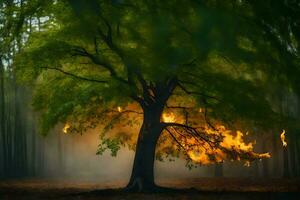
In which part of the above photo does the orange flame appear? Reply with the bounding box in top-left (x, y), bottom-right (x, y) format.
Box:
top-left (172, 124), bottom-right (271, 165)
top-left (117, 106), bottom-right (122, 112)
top-left (280, 129), bottom-right (287, 147)
top-left (63, 123), bottom-right (70, 134)
top-left (220, 129), bottom-right (253, 152)
top-left (162, 112), bottom-right (176, 123)
top-left (159, 111), bottom-right (271, 165)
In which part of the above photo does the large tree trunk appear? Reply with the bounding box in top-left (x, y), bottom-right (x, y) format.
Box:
top-left (126, 104), bottom-right (164, 192)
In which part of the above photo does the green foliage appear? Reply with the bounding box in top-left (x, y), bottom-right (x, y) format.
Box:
top-left (10, 0), bottom-right (300, 153)
top-left (97, 137), bottom-right (121, 157)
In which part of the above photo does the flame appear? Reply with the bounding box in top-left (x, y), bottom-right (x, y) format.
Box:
top-left (117, 106), bottom-right (122, 112)
top-left (63, 123), bottom-right (70, 134)
top-left (280, 129), bottom-right (287, 147)
top-left (162, 111), bottom-right (185, 123)
top-left (220, 130), bottom-right (253, 152)
top-left (168, 124), bottom-right (271, 166)
top-left (162, 112), bottom-right (176, 123)
top-left (187, 150), bottom-right (211, 165)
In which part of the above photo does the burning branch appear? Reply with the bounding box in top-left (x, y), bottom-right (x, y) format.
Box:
top-left (162, 121), bottom-right (271, 165)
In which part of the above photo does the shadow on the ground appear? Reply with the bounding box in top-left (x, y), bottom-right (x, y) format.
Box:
top-left (1, 187), bottom-right (299, 200)
top-left (0, 178), bottom-right (300, 200)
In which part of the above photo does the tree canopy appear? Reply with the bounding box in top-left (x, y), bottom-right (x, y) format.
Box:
top-left (8, 0), bottom-right (300, 170)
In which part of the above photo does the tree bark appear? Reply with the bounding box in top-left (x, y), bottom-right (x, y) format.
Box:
top-left (126, 103), bottom-right (164, 192)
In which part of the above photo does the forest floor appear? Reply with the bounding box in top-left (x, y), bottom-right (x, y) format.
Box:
top-left (0, 177), bottom-right (299, 200)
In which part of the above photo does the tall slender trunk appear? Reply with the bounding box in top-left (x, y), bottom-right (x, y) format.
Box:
top-left (6, 76), bottom-right (13, 177)
top-left (214, 163), bottom-right (223, 177)
top-left (253, 160), bottom-right (259, 177)
top-left (283, 146), bottom-right (290, 178)
top-left (295, 137), bottom-right (300, 177)
top-left (30, 119), bottom-right (36, 176)
top-left (58, 131), bottom-right (64, 175)
top-left (13, 82), bottom-right (27, 177)
top-left (126, 103), bottom-right (164, 192)
top-left (272, 133), bottom-right (279, 177)
top-left (289, 133), bottom-right (297, 176)
top-left (14, 82), bottom-right (21, 176)
top-left (0, 60), bottom-right (5, 177)
top-left (262, 140), bottom-right (269, 177)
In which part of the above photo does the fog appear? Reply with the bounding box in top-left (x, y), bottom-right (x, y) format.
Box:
top-left (1, 87), bottom-right (296, 181)
top-left (29, 125), bottom-right (285, 184)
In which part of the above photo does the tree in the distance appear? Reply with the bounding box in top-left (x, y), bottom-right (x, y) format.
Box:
top-left (15, 0), bottom-right (299, 192)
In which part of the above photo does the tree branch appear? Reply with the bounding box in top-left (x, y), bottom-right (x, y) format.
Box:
top-left (71, 46), bottom-right (129, 85)
top-left (96, 17), bottom-right (155, 105)
top-left (108, 109), bottom-right (143, 115)
top-left (177, 81), bottom-right (221, 102)
top-left (40, 67), bottom-right (107, 84)
top-left (162, 122), bottom-right (219, 148)
top-left (204, 106), bottom-right (217, 130)
top-left (165, 128), bottom-right (187, 151)
top-left (166, 104), bottom-right (194, 110)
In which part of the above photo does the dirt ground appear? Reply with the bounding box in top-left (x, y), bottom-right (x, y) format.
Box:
top-left (0, 178), bottom-right (299, 200)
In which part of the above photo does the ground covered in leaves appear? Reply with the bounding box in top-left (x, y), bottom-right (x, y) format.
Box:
top-left (0, 178), bottom-right (299, 200)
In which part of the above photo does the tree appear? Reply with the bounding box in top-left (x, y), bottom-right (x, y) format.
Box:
top-left (0, 0), bottom-right (49, 178)
top-left (247, 0), bottom-right (300, 177)
top-left (14, 0), bottom-right (299, 191)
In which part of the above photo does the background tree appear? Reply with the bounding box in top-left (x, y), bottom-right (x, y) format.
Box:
top-left (0, 0), bottom-right (52, 178)
top-left (14, 0), bottom-right (300, 191)
top-left (246, 0), bottom-right (300, 178)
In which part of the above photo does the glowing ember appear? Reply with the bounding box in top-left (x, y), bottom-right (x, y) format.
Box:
top-left (117, 106), bottom-right (122, 112)
top-left (63, 123), bottom-right (70, 134)
top-left (280, 129), bottom-right (287, 147)
top-left (162, 112), bottom-right (176, 123)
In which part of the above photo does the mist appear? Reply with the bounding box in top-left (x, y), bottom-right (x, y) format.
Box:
top-left (26, 125), bottom-right (287, 184)
top-left (0, 85), bottom-right (296, 183)
top-left (24, 89), bottom-right (298, 182)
